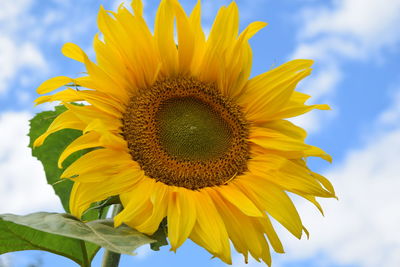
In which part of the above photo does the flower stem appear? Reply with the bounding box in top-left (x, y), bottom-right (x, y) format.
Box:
top-left (80, 240), bottom-right (90, 267)
top-left (101, 204), bottom-right (123, 267)
top-left (101, 250), bottom-right (121, 267)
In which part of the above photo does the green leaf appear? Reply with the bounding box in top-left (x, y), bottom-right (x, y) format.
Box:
top-left (150, 219), bottom-right (168, 251)
top-left (0, 215), bottom-right (97, 267)
top-left (28, 105), bottom-right (83, 212)
top-left (1, 213), bottom-right (155, 256)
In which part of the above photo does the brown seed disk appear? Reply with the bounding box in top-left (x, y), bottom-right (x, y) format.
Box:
top-left (122, 76), bottom-right (250, 190)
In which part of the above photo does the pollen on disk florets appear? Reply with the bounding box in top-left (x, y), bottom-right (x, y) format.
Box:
top-left (122, 76), bottom-right (250, 190)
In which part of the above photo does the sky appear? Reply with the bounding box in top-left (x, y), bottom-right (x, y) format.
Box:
top-left (1, 0), bottom-right (400, 266)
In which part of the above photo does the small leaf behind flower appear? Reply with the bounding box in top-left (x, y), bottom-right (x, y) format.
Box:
top-left (28, 105), bottom-right (82, 212)
top-left (1, 212), bottom-right (155, 256)
top-left (83, 196), bottom-right (121, 219)
top-left (150, 218), bottom-right (168, 251)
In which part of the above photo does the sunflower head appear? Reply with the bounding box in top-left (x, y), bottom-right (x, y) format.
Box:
top-left (122, 76), bottom-right (250, 190)
top-left (35, 0), bottom-right (336, 265)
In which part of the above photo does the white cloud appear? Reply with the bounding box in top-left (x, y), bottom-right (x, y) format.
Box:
top-left (290, 0), bottom-right (400, 133)
top-left (0, 0), bottom-right (47, 94)
top-left (378, 88), bottom-right (400, 127)
top-left (0, 253), bottom-right (42, 267)
top-left (0, 112), bottom-right (63, 214)
top-left (0, 0), bottom-right (99, 95)
top-left (133, 245), bottom-right (153, 260)
top-left (300, 0), bottom-right (400, 57)
top-left (0, 37), bottom-right (46, 94)
top-left (296, 0), bottom-right (400, 61)
top-left (0, 0), bottom-right (32, 22)
top-left (43, 13), bottom-right (94, 44)
top-left (0, 254), bottom-right (11, 267)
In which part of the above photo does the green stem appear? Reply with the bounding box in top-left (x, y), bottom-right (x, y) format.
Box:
top-left (101, 204), bottom-right (123, 267)
top-left (80, 241), bottom-right (90, 267)
top-left (101, 250), bottom-right (121, 267)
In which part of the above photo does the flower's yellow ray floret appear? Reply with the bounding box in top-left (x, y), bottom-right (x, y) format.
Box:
top-left (167, 189), bottom-right (197, 251)
top-left (62, 42), bottom-right (85, 63)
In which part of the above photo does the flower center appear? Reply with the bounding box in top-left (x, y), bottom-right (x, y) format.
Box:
top-left (122, 77), bottom-right (249, 190)
top-left (156, 97), bottom-right (232, 161)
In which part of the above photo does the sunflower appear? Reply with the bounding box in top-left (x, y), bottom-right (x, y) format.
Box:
top-left (34, 0), bottom-right (336, 265)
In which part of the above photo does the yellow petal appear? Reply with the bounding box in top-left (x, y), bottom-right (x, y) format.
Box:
top-left (247, 218), bottom-right (272, 266)
top-left (210, 189), bottom-right (273, 265)
top-left (37, 76), bottom-right (74, 94)
top-left (58, 131), bottom-right (101, 168)
top-left (262, 119), bottom-right (307, 141)
top-left (248, 155), bottom-right (334, 198)
top-left (35, 88), bottom-right (80, 105)
top-left (36, 88), bottom-right (123, 119)
top-left (74, 162), bottom-right (142, 184)
top-left (69, 182), bottom-right (87, 217)
top-left (77, 90), bottom-right (123, 118)
top-left (304, 145), bottom-right (332, 162)
top-left (278, 159), bottom-right (335, 197)
top-left (93, 34), bottom-right (133, 93)
top-left (250, 126), bottom-right (310, 152)
top-left (70, 168), bottom-right (141, 218)
top-left (272, 102), bottom-right (330, 120)
top-left (301, 194), bottom-right (325, 215)
top-left (63, 103), bottom-right (121, 130)
top-left (270, 91), bottom-right (330, 120)
top-left (61, 148), bottom-right (133, 180)
top-left (188, 0), bottom-right (206, 74)
top-left (238, 176), bottom-right (304, 239)
top-left (208, 190), bottom-right (249, 261)
top-left (196, 2), bottom-right (239, 86)
top-left (224, 21), bottom-right (267, 98)
top-left (215, 183), bottom-right (263, 217)
top-left (135, 183), bottom-right (168, 235)
top-left (131, 0), bottom-right (143, 16)
top-left (168, 188), bottom-right (197, 251)
top-left (83, 119), bottom-right (127, 150)
top-left (155, 0), bottom-right (178, 76)
top-left (198, 4), bottom-right (235, 80)
top-left (113, 7), bottom-right (160, 88)
top-left (258, 216), bottom-right (284, 253)
top-left (189, 190), bottom-right (231, 264)
top-left (62, 42), bottom-right (85, 63)
top-left (81, 49), bottom-right (129, 101)
top-left (33, 110), bottom-right (85, 147)
top-left (207, 2), bottom-right (239, 50)
top-left (311, 171), bottom-right (337, 197)
top-left (174, 0), bottom-right (195, 74)
top-left (249, 126), bottom-right (332, 162)
top-left (240, 59), bottom-right (313, 123)
top-left (114, 178), bottom-right (155, 228)
top-left (238, 21), bottom-right (268, 41)
top-left (220, 182), bottom-right (282, 260)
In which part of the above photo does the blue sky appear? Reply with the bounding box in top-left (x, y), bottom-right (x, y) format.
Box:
top-left (1, 0), bottom-right (400, 266)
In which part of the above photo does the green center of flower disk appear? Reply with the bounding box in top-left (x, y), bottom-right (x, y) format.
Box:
top-left (156, 97), bottom-right (231, 161)
top-left (122, 77), bottom-right (250, 190)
